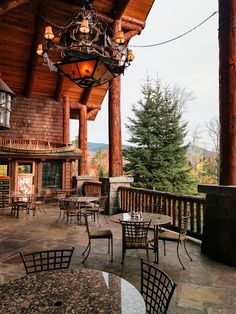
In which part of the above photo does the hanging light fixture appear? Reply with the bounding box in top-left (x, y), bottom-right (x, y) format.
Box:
top-left (0, 78), bottom-right (15, 129)
top-left (36, 0), bottom-right (134, 88)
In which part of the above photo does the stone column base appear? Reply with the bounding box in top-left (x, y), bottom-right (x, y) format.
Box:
top-left (100, 176), bottom-right (134, 215)
top-left (198, 184), bottom-right (236, 266)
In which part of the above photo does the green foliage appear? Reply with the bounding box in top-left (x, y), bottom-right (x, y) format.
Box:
top-left (123, 79), bottom-right (195, 194)
top-left (91, 150), bottom-right (108, 177)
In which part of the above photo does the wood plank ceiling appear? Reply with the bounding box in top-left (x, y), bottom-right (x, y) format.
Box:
top-left (0, 0), bottom-right (155, 121)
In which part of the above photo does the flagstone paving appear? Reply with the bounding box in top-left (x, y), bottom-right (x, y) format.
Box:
top-left (0, 204), bottom-right (235, 313)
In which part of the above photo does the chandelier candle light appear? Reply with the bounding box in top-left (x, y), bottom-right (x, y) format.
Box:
top-left (37, 0), bottom-right (135, 88)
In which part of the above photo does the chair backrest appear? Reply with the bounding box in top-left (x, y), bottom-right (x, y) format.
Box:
top-left (20, 247), bottom-right (74, 275)
top-left (98, 195), bottom-right (108, 209)
top-left (179, 215), bottom-right (190, 237)
top-left (141, 259), bottom-right (176, 314)
top-left (121, 220), bottom-right (151, 245)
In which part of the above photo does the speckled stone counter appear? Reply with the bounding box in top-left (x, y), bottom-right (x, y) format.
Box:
top-left (0, 268), bottom-right (146, 314)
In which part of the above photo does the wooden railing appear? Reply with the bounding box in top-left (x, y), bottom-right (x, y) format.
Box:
top-left (82, 181), bottom-right (102, 197)
top-left (118, 186), bottom-right (205, 240)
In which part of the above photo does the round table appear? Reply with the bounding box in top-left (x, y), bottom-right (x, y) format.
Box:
top-left (111, 212), bottom-right (172, 264)
top-left (0, 268), bottom-right (146, 314)
top-left (65, 196), bottom-right (98, 203)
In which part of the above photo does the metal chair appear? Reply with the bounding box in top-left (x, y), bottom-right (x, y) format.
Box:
top-left (141, 259), bottom-right (176, 314)
top-left (82, 213), bottom-right (113, 263)
top-left (86, 195), bottom-right (108, 226)
top-left (158, 215), bottom-right (193, 269)
top-left (20, 247), bottom-right (75, 275)
top-left (120, 220), bottom-right (151, 272)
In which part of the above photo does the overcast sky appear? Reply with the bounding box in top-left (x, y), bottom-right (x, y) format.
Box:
top-left (70, 0), bottom-right (219, 150)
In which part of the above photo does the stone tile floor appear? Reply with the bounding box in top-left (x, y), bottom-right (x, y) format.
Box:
top-left (0, 204), bottom-right (235, 314)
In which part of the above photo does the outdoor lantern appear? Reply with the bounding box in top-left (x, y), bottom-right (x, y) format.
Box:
top-left (0, 78), bottom-right (15, 129)
top-left (36, 0), bottom-right (134, 88)
top-left (56, 53), bottom-right (119, 87)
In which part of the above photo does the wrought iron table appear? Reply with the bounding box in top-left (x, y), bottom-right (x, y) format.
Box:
top-left (110, 212), bottom-right (172, 264)
top-left (0, 268), bottom-right (146, 314)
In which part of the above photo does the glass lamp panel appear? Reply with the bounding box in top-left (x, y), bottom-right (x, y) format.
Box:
top-left (94, 62), bottom-right (114, 84)
top-left (76, 59), bottom-right (97, 78)
top-left (58, 63), bottom-right (81, 79)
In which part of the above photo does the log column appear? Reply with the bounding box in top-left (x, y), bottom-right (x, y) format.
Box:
top-left (219, 0), bottom-right (236, 184)
top-left (79, 105), bottom-right (88, 176)
top-left (108, 20), bottom-right (123, 177)
top-left (63, 96), bottom-right (70, 144)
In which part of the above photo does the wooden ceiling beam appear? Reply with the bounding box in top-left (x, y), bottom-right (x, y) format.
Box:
top-left (24, 4), bottom-right (45, 98)
top-left (97, 12), bottom-right (144, 32)
top-left (0, 0), bottom-right (30, 15)
top-left (87, 108), bottom-right (99, 120)
top-left (111, 0), bottom-right (130, 20)
top-left (80, 87), bottom-right (92, 105)
top-left (70, 102), bottom-right (99, 110)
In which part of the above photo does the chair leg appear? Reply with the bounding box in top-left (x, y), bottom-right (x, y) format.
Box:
top-left (110, 238), bottom-right (113, 262)
top-left (163, 240), bottom-right (166, 255)
top-left (97, 212), bottom-right (101, 227)
top-left (56, 209), bottom-right (61, 223)
top-left (82, 241), bottom-right (91, 263)
top-left (183, 240), bottom-right (193, 261)
top-left (146, 247), bottom-right (149, 262)
top-left (177, 242), bottom-right (185, 269)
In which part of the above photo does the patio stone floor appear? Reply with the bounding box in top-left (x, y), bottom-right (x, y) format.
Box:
top-left (0, 204), bottom-right (235, 314)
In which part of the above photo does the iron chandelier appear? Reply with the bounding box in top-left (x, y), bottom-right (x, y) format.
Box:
top-left (37, 0), bottom-right (134, 88)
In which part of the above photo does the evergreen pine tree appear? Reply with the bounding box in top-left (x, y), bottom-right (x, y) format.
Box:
top-left (123, 79), bottom-right (195, 194)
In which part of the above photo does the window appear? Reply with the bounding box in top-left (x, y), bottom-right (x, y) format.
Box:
top-left (0, 163), bottom-right (8, 176)
top-left (18, 162), bottom-right (33, 174)
top-left (42, 161), bottom-right (62, 189)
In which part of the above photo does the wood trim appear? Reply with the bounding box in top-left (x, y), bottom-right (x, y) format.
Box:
top-left (0, 0), bottom-right (30, 15)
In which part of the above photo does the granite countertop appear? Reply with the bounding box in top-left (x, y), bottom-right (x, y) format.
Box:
top-left (0, 268), bottom-right (146, 314)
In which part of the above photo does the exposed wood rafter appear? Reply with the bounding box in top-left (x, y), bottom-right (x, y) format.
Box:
top-left (0, 0), bottom-right (30, 15)
top-left (111, 0), bottom-right (130, 19)
top-left (24, 4), bottom-right (45, 98)
top-left (87, 108), bottom-right (99, 120)
top-left (80, 87), bottom-right (92, 105)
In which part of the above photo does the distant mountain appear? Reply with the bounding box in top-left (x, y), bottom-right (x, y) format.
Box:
top-left (88, 142), bottom-right (129, 152)
top-left (88, 142), bottom-right (214, 155)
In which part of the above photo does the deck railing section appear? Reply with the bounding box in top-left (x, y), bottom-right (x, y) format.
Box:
top-left (118, 186), bottom-right (205, 240)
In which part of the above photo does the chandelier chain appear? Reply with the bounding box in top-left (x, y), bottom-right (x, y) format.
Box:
top-left (129, 11), bottom-right (218, 48)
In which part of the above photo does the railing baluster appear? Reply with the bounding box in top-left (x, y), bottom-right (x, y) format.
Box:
top-left (118, 186), bottom-right (205, 239)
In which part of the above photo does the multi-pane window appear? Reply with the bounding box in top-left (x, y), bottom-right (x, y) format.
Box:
top-left (0, 163), bottom-right (8, 176)
top-left (42, 161), bottom-right (62, 189)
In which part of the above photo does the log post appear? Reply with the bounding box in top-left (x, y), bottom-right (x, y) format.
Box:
top-left (63, 96), bottom-right (70, 144)
top-left (219, 0), bottom-right (236, 184)
top-left (79, 105), bottom-right (88, 176)
top-left (108, 20), bottom-right (123, 177)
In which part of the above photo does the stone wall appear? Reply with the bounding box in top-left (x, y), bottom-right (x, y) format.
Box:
top-left (0, 96), bottom-right (63, 142)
